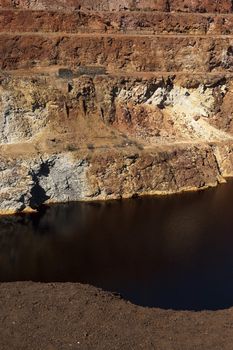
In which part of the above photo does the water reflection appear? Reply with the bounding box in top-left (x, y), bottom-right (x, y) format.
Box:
top-left (1, 181), bottom-right (233, 310)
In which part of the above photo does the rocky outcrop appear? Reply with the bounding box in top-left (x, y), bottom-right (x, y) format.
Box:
top-left (1, 0), bottom-right (233, 214)
top-left (1, 0), bottom-right (233, 12)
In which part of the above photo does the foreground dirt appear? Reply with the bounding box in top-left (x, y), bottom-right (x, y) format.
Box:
top-left (0, 282), bottom-right (233, 350)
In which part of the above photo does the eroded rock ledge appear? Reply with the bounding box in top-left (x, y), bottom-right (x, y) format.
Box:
top-left (1, 0), bottom-right (233, 214)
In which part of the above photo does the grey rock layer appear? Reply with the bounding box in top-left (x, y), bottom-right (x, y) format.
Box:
top-left (1, 142), bottom-right (232, 215)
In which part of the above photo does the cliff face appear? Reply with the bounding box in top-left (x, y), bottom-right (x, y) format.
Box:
top-left (1, 0), bottom-right (233, 214)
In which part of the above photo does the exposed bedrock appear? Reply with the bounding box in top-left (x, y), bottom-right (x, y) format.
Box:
top-left (2, 34), bottom-right (233, 72)
top-left (1, 0), bottom-right (233, 13)
top-left (0, 145), bottom-right (229, 215)
top-left (1, 0), bottom-right (233, 214)
top-left (0, 74), bottom-right (233, 214)
top-left (3, 10), bottom-right (233, 35)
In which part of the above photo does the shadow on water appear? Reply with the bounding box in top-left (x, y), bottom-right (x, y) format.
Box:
top-left (1, 181), bottom-right (233, 311)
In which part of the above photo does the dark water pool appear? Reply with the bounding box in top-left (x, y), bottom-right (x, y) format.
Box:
top-left (1, 181), bottom-right (233, 311)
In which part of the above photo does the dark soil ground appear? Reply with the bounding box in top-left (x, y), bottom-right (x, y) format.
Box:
top-left (0, 282), bottom-right (233, 350)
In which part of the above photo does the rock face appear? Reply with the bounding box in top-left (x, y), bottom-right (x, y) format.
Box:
top-left (1, 0), bottom-right (233, 214)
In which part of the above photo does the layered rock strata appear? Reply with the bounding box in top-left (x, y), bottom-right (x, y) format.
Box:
top-left (1, 0), bottom-right (233, 214)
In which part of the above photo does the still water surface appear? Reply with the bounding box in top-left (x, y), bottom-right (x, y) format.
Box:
top-left (1, 182), bottom-right (233, 311)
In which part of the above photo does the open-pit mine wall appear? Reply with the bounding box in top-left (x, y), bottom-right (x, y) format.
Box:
top-left (1, 0), bottom-right (233, 214)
